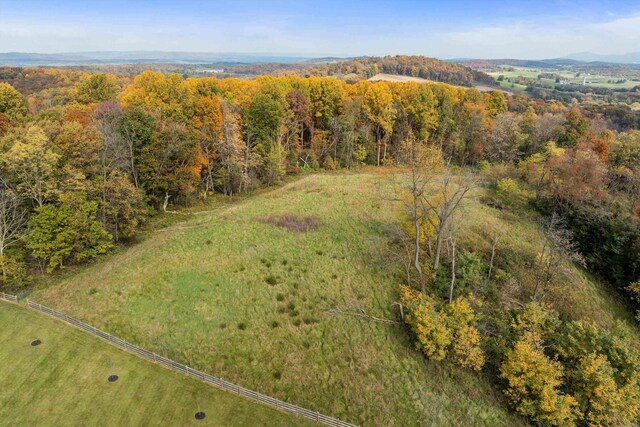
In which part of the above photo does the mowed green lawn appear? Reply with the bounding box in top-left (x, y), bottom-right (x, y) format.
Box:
top-left (34, 171), bottom-right (523, 426)
top-left (0, 301), bottom-right (315, 426)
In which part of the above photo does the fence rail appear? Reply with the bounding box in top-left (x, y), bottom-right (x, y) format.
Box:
top-left (25, 300), bottom-right (357, 427)
top-left (0, 291), bottom-right (18, 303)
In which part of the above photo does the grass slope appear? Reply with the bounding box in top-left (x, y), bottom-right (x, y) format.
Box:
top-left (458, 189), bottom-right (638, 329)
top-left (0, 301), bottom-right (312, 426)
top-left (33, 171), bottom-right (522, 426)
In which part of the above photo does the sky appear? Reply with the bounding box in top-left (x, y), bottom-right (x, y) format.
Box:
top-left (0, 0), bottom-right (639, 59)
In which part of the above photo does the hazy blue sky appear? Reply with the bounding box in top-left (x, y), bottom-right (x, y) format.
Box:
top-left (0, 0), bottom-right (639, 58)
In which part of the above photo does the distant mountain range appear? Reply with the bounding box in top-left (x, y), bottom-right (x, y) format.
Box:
top-left (563, 51), bottom-right (640, 64)
top-left (2, 51), bottom-right (640, 68)
top-left (454, 55), bottom-right (640, 69)
top-left (0, 51), bottom-right (314, 66)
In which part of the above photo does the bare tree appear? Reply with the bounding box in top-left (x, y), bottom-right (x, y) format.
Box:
top-left (532, 213), bottom-right (585, 301)
top-left (422, 171), bottom-right (478, 270)
top-left (392, 133), bottom-right (443, 291)
top-left (449, 233), bottom-right (457, 303)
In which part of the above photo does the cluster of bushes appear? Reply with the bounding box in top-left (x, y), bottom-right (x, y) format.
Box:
top-left (501, 303), bottom-right (640, 426)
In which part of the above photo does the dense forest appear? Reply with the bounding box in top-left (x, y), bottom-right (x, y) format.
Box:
top-left (1, 55), bottom-right (494, 86)
top-left (302, 55), bottom-right (495, 86)
top-left (1, 63), bottom-right (640, 426)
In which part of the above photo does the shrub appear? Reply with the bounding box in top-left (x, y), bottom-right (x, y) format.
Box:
top-left (627, 281), bottom-right (640, 320)
top-left (401, 286), bottom-right (486, 370)
top-left (0, 255), bottom-right (30, 290)
top-left (447, 298), bottom-right (485, 371)
top-left (553, 320), bottom-right (640, 425)
top-left (322, 156), bottom-right (336, 170)
top-left (400, 285), bottom-right (451, 362)
top-left (500, 338), bottom-right (579, 426)
top-left (495, 178), bottom-right (524, 208)
top-left (265, 275), bottom-right (278, 286)
top-left (477, 160), bottom-right (490, 172)
top-left (353, 145), bottom-right (367, 165)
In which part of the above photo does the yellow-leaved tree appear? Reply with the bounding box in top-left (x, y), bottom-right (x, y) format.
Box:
top-left (400, 285), bottom-right (451, 361)
top-left (500, 303), bottom-right (579, 426)
top-left (500, 338), bottom-right (580, 427)
top-left (399, 285), bottom-right (484, 371)
top-left (447, 298), bottom-right (485, 371)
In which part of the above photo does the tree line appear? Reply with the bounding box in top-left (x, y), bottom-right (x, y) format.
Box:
top-left (0, 70), bottom-right (636, 282)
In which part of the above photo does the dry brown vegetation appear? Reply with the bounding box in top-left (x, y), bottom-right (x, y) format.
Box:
top-left (259, 214), bottom-right (321, 233)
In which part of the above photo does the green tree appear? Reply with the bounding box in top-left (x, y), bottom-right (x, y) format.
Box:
top-left (484, 91), bottom-right (507, 118)
top-left (558, 108), bottom-right (589, 148)
top-left (1, 125), bottom-right (60, 207)
top-left (244, 92), bottom-right (285, 147)
top-left (137, 122), bottom-right (202, 209)
top-left (99, 170), bottom-right (144, 242)
top-left (364, 82), bottom-right (395, 166)
top-left (26, 201), bottom-right (113, 272)
top-left (73, 73), bottom-right (118, 104)
top-left (118, 107), bottom-right (156, 189)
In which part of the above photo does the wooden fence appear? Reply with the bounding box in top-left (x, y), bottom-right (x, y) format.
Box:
top-left (0, 291), bottom-right (18, 303)
top-left (25, 300), bottom-right (357, 427)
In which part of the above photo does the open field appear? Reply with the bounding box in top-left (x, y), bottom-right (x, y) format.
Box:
top-left (0, 300), bottom-right (312, 426)
top-left (488, 65), bottom-right (640, 90)
top-left (32, 170), bottom-right (523, 426)
top-left (368, 73), bottom-right (514, 95)
top-left (29, 169), bottom-right (639, 425)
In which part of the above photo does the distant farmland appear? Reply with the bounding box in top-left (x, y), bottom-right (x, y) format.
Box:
top-left (368, 73), bottom-right (513, 95)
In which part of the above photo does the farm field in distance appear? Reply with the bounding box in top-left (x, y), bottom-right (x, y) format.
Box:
top-left (369, 73), bottom-right (514, 95)
top-left (488, 64), bottom-right (640, 92)
top-left (0, 300), bottom-right (312, 426)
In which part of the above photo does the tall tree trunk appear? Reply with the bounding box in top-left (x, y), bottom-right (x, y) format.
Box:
top-left (434, 229), bottom-right (443, 270)
top-left (162, 192), bottom-right (170, 212)
top-left (376, 125), bottom-right (381, 166)
top-left (449, 237), bottom-right (456, 303)
top-left (413, 213), bottom-right (424, 292)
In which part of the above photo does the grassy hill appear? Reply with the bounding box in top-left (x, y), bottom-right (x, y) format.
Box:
top-left (0, 300), bottom-right (312, 426)
top-left (27, 169), bottom-right (639, 425)
top-left (31, 170), bottom-right (522, 426)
